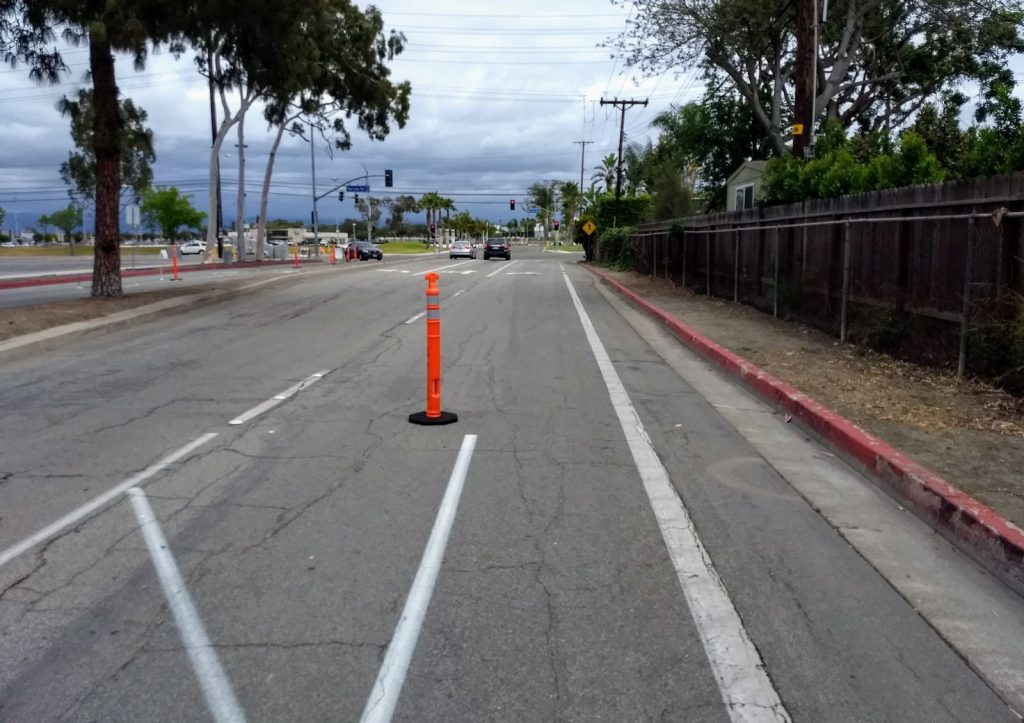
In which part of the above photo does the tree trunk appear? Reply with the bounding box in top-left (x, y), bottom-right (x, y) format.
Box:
top-left (89, 32), bottom-right (123, 297)
top-left (235, 88), bottom-right (247, 259)
top-left (257, 122), bottom-right (288, 260)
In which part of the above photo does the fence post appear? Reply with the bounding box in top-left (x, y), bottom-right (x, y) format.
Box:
top-left (706, 231), bottom-right (711, 296)
top-left (652, 233), bottom-right (657, 278)
top-left (840, 221), bottom-right (852, 342)
top-left (733, 227), bottom-right (740, 302)
top-left (958, 217), bottom-right (976, 378)
top-left (773, 232), bottom-right (780, 319)
top-left (682, 232), bottom-right (687, 288)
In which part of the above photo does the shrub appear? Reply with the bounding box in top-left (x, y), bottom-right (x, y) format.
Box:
top-left (596, 226), bottom-right (635, 270)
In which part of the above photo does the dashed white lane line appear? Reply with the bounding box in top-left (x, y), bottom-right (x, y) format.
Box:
top-left (453, 290), bottom-right (466, 297)
top-left (0, 433), bottom-right (219, 570)
top-left (360, 434), bottom-right (478, 723)
top-left (228, 370), bottom-right (330, 425)
top-left (128, 488), bottom-right (246, 723)
top-left (404, 311), bottom-right (427, 325)
top-left (561, 266), bottom-right (791, 723)
top-left (423, 260), bottom-right (473, 273)
top-left (485, 259), bottom-right (519, 278)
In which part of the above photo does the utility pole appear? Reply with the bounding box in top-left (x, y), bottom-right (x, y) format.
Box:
top-left (309, 120), bottom-right (320, 255)
top-left (573, 140), bottom-right (593, 192)
top-left (600, 97), bottom-right (647, 225)
top-left (794, 0), bottom-right (820, 158)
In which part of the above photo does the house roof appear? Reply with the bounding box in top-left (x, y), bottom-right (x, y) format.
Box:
top-left (726, 160), bottom-right (769, 185)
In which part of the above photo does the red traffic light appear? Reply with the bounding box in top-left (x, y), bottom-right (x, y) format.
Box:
top-left (553, 220), bottom-right (560, 230)
top-left (509, 199), bottom-right (516, 210)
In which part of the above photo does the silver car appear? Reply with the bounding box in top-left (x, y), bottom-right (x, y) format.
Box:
top-left (449, 240), bottom-right (476, 259)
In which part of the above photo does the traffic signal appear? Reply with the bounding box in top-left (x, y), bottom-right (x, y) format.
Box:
top-left (338, 191), bottom-right (345, 202)
top-left (553, 220), bottom-right (560, 230)
top-left (509, 199), bottom-right (515, 210)
top-left (384, 169), bottom-right (394, 187)
top-left (430, 223), bottom-right (436, 234)
top-left (354, 193), bottom-right (359, 204)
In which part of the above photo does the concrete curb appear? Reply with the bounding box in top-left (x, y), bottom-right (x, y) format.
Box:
top-left (0, 258), bottom-right (315, 291)
top-left (584, 264), bottom-right (1024, 597)
top-left (0, 268), bottom-right (337, 366)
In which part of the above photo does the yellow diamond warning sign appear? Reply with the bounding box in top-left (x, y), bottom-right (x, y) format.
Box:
top-left (582, 220), bottom-right (597, 236)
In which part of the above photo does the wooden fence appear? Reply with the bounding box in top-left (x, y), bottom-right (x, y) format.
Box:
top-left (627, 172), bottom-right (1024, 375)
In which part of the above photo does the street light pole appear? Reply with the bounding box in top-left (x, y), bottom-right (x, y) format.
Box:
top-left (309, 120), bottom-right (320, 257)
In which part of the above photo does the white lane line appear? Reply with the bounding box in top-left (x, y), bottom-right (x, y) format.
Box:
top-left (404, 311), bottom-right (427, 325)
top-left (0, 433), bottom-right (218, 570)
top-left (423, 260), bottom-right (473, 273)
top-left (360, 434), bottom-right (478, 723)
top-left (561, 269), bottom-right (791, 723)
top-left (452, 289), bottom-right (466, 297)
top-left (228, 370), bottom-right (330, 425)
top-left (128, 488), bottom-right (246, 723)
top-left (485, 259), bottom-right (519, 278)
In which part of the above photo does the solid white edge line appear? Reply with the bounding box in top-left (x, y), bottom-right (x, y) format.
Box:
top-left (404, 311), bottom-right (427, 325)
top-left (228, 370), bottom-right (330, 425)
top-left (128, 488), bottom-right (246, 723)
top-left (360, 434), bottom-right (478, 723)
top-left (485, 259), bottom-right (518, 278)
top-left (561, 269), bottom-right (791, 723)
top-left (0, 433), bottom-right (219, 570)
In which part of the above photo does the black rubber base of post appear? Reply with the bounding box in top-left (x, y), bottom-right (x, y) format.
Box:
top-left (408, 410), bottom-right (459, 425)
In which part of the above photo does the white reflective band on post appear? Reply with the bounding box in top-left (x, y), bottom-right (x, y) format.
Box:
top-left (427, 308), bottom-right (441, 320)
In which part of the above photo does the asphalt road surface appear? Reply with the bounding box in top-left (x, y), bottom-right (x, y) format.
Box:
top-left (1, 248), bottom-right (1022, 722)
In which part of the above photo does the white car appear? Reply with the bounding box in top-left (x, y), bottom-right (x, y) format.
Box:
top-left (179, 240), bottom-right (206, 255)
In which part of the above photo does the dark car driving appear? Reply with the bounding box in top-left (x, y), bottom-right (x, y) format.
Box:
top-left (483, 239), bottom-right (511, 260)
top-left (354, 241), bottom-right (383, 260)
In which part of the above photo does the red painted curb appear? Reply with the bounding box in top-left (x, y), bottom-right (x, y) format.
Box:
top-left (0, 258), bottom-right (317, 291)
top-left (585, 264), bottom-right (1024, 595)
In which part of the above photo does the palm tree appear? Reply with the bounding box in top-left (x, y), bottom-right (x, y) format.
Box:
top-left (419, 191), bottom-right (444, 241)
top-left (623, 141), bottom-right (652, 196)
top-left (591, 153), bottom-right (617, 193)
top-left (558, 180), bottom-right (582, 228)
top-left (527, 181), bottom-right (556, 229)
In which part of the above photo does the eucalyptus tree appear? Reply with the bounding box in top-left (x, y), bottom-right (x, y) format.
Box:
top-left (611, 0), bottom-right (1024, 154)
top-left (384, 195), bottom-right (419, 232)
top-left (1, 0), bottom-right (346, 293)
top-left (253, 1), bottom-right (410, 258)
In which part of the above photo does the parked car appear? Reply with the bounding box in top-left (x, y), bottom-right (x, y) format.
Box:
top-left (178, 240), bottom-right (206, 255)
top-left (354, 241), bottom-right (383, 260)
top-left (450, 239), bottom-right (476, 259)
top-left (483, 239), bottom-right (511, 260)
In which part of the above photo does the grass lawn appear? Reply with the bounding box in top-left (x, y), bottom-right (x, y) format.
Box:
top-left (375, 241), bottom-right (436, 254)
top-left (0, 245), bottom-right (166, 257)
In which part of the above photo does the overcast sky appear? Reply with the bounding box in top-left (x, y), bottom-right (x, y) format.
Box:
top-left (0, 1), bottom-right (705, 232)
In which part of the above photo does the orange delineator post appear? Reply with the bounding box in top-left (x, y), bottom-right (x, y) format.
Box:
top-left (293, 244), bottom-right (300, 268)
top-left (409, 272), bottom-right (458, 425)
top-left (329, 245), bottom-right (336, 264)
top-left (171, 244), bottom-right (181, 281)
